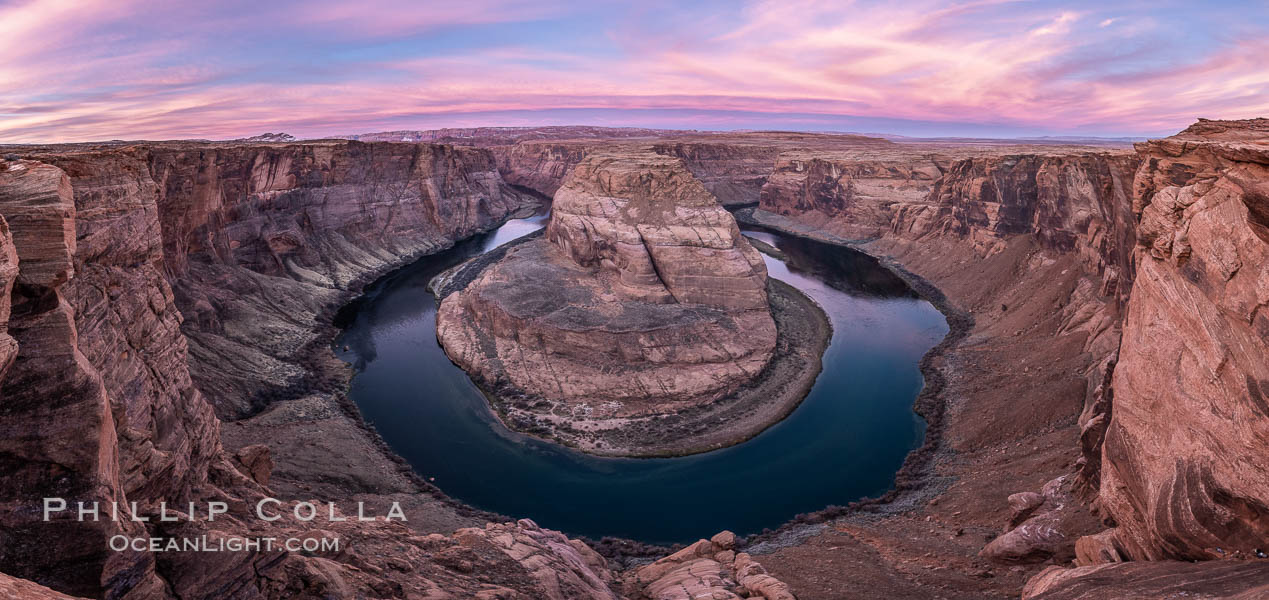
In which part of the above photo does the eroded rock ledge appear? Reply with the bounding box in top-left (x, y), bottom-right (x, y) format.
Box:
top-left (437, 149), bottom-right (828, 456)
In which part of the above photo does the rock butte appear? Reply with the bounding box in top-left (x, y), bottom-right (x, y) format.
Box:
top-left (0, 120), bottom-right (1264, 599)
top-left (434, 149), bottom-right (822, 455)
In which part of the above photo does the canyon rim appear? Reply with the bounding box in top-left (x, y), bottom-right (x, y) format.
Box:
top-left (3, 1), bottom-right (1269, 599)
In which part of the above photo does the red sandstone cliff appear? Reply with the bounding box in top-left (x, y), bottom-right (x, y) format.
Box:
top-left (758, 151), bottom-right (946, 239)
top-left (0, 158), bottom-right (170, 596)
top-left (22, 142), bottom-right (533, 418)
top-left (0, 211), bottom-right (17, 378)
top-left (493, 132), bottom-right (888, 206)
top-left (1075, 119), bottom-right (1269, 566)
top-left (0, 143), bottom-right (628, 599)
top-left (142, 141), bottom-right (530, 417)
top-left (748, 124), bottom-right (1269, 597)
top-left (0, 141), bottom-right (800, 600)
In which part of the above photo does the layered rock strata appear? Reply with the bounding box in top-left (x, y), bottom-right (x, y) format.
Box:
top-left (756, 148), bottom-right (1141, 491)
top-left (491, 131), bottom-right (892, 206)
top-left (1079, 118), bottom-right (1269, 563)
top-left (141, 141), bottom-right (531, 418)
top-left (625, 531), bottom-right (795, 600)
top-left (0, 209), bottom-right (17, 377)
top-left (1022, 560), bottom-right (1269, 600)
top-left (747, 124), bottom-right (1269, 599)
top-left (759, 152), bottom-right (945, 239)
top-left (0, 159), bottom-right (166, 596)
top-left (0, 142), bottom-right (659, 599)
top-left (4, 120), bottom-right (1267, 600)
top-left (437, 150), bottom-right (821, 456)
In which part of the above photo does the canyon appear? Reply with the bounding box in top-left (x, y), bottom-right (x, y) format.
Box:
top-left (0, 119), bottom-right (1265, 599)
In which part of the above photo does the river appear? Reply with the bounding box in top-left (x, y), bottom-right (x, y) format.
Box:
top-left (333, 212), bottom-right (947, 545)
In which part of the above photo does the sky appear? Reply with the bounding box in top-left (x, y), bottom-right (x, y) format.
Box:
top-left (1, 0), bottom-right (1267, 142)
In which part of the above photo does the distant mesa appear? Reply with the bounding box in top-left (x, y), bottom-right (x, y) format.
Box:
top-left (233, 132), bottom-right (298, 143)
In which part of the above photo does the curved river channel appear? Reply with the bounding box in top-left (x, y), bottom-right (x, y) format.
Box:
top-left (333, 212), bottom-right (948, 545)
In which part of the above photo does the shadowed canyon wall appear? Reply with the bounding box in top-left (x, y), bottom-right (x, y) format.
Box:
top-left (0, 144), bottom-right (640, 599)
top-left (139, 142), bottom-right (529, 417)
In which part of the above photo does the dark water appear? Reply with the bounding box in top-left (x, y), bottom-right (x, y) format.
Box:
top-left (334, 215), bottom-right (948, 545)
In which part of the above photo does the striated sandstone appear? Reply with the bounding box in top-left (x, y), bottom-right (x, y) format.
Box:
top-left (0, 143), bottom-right (630, 600)
top-left (0, 212), bottom-right (16, 378)
top-left (74, 140), bottom-right (533, 418)
top-left (980, 476), bottom-right (1085, 565)
top-left (744, 143), bottom-right (1141, 598)
top-left (437, 149), bottom-right (783, 454)
top-left (900, 152), bottom-right (1140, 311)
top-left (1082, 119), bottom-right (1269, 563)
top-left (625, 531), bottom-right (795, 600)
top-left (42, 150), bottom-right (223, 509)
top-left (0, 572), bottom-right (90, 600)
top-left (496, 140), bottom-right (594, 196)
top-left (0, 160), bottom-right (164, 597)
top-left (546, 150), bottom-right (770, 310)
top-left (760, 152), bottom-right (944, 240)
top-left (650, 141), bottom-right (781, 206)
top-left (905, 151), bottom-right (1140, 497)
top-left (1022, 561), bottom-right (1269, 600)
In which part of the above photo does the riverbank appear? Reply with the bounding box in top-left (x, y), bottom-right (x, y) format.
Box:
top-left (219, 205), bottom-right (550, 537)
top-left (735, 207), bottom-right (972, 518)
top-left (737, 207), bottom-right (1106, 598)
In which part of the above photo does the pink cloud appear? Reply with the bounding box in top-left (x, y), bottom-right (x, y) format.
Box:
top-left (0, 0), bottom-right (1266, 141)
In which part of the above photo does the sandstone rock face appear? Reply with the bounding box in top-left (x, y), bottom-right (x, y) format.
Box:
top-left (757, 148), bottom-right (1140, 483)
top-left (981, 476), bottom-right (1084, 565)
top-left (0, 212), bottom-right (17, 378)
top-left (1085, 119), bottom-right (1269, 562)
top-left (495, 141), bottom-right (593, 196)
top-left (0, 573), bottom-right (90, 600)
top-left (651, 142), bottom-right (781, 206)
top-left (451, 519), bottom-right (619, 599)
top-left (547, 151), bottom-right (770, 310)
top-left (760, 152), bottom-right (945, 239)
top-left (438, 150), bottom-right (779, 453)
top-left (0, 160), bottom-right (165, 597)
top-left (906, 152), bottom-right (1141, 496)
top-left (43, 151), bottom-right (223, 507)
top-left (148, 142), bottom-right (521, 285)
top-left (131, 141), bottom-right (529, 417)
top-left (757, 149), bottom-right (1140, 292)
top-left (904, 153), bottom-right (1139, 290)
top-left (1022, 561), bottom-right (1269, 600)
top-left (626, 531), bottom-right (796, 600)
top-left (0, 142), bottom-right (609, 600)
